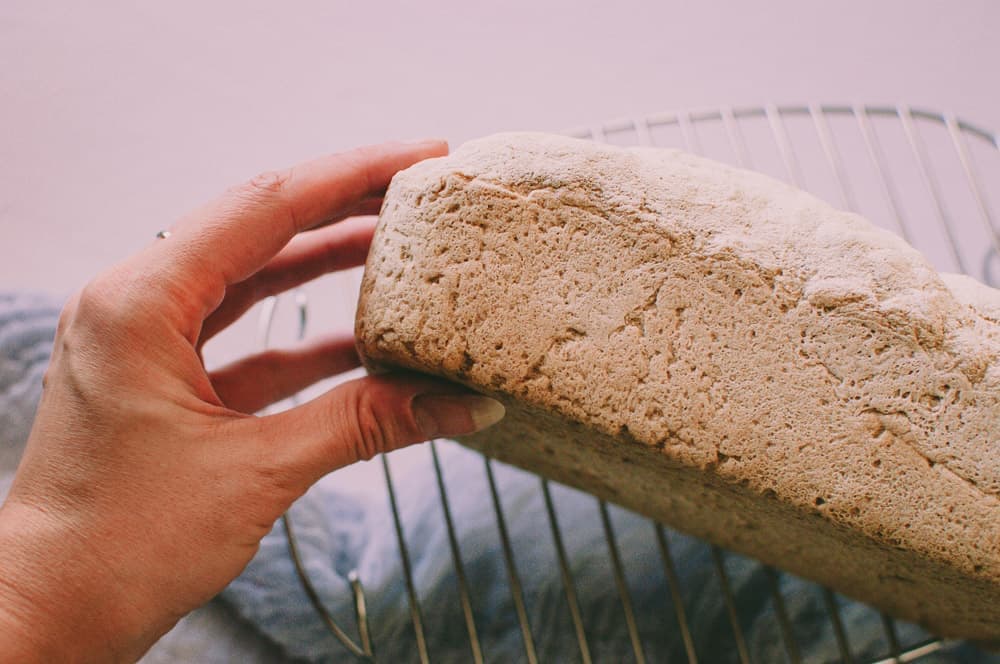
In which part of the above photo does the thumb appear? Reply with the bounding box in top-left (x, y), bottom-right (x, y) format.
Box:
top-left (256, 372), bottom-right (505, 487)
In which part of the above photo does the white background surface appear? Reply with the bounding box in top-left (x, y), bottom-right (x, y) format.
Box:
top-left (2, 0), bottom-right (997, 293)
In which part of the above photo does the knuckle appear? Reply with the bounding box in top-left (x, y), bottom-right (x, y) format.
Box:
top-left (49, 322), bottom-right (113, 407)
top-left (232, 167), bottom-right (299, 233)
top-left (55, 292), bottom-right (80, 334)
top-left (74, 273), bottom-right (149, 342)
top-left (347, 387), bottom-right (392, 462)
top-left (76, 278), bottom-right (125, 326)
top-left (245, 168), bottom-right (293, 198)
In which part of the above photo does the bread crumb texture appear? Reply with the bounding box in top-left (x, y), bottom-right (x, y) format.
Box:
top-left (356, 132), bottom-right (1000, 639)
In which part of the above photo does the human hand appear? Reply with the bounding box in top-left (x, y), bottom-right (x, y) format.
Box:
top-left (0, 140), bottom-right (505, 662)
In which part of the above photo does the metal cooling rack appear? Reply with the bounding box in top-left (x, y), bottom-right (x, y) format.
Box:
top-left (261, 104), bottom-right (1000, 663)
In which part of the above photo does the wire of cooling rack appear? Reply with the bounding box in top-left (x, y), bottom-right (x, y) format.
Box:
top-left (258, 293), bottom-right (375, 661)
top-left (262, 104), bottom-right (1000, 663)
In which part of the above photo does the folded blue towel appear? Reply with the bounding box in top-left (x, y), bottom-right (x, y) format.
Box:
top-left (0, 292), bottom-right (994, 663)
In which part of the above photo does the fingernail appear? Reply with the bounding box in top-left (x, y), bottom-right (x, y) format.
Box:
top-left (412, 394), bottom-right (506, 438)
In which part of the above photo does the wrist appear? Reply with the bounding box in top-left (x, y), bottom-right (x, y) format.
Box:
top-left (0, 579), bottom-right (46, 663)
top-left (0, 499), bottom-right (145, 662)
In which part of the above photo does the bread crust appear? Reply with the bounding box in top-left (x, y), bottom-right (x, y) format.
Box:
top-left (356, 133), bottom-right (1000, 639)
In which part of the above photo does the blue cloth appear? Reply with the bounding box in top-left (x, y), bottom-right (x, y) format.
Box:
top-left (0, 292), bottom-right (61, 499)
top-left (0, 292), bottom-right (994, 663)
top-left (224, 442), bottom-right (996, 663)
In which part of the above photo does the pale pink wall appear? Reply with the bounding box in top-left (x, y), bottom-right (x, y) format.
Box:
top-left (1, 0), bottom-right (997, 367)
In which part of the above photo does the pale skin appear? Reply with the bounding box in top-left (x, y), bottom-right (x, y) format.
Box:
top-left (0, 140), bottom-right (505, 662)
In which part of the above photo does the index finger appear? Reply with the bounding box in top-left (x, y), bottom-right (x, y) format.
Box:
top-left (150, 140), bottom-right (448, 327)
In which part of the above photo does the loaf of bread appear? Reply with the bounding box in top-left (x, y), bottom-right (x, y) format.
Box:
top-left (355, 133), bottom-right (1000, 640)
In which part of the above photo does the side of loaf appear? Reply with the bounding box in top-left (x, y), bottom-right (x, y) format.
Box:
top-left (355, 132), bottom-right (1000, 639)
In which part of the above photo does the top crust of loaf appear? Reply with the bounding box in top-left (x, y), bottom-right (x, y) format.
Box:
top-left (356, 133), bottom-right (1000, 586)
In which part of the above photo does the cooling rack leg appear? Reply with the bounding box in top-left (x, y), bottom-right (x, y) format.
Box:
top-left (429, 441), bottom-right (484, 664)
top-left (879, 612), bottom-right (902, 661)
top-left (598, 500), bottom-right (647, 664)
top-left (811, 103), bottom-right (859, 213)
top-left (540, 479), bottom-right (593, 664)
top-left (944, 113), bottom-right (1000, 281)
top-left (899, 105), bottom-right (968, 274)
top-left (281, 513), bottom-right (373, 660)
top-left (653, 524), bottom-right (699, 664)
top-left (765, 104), bottom-right (806, 188)
top-left (483, 457), bottom-right (539, 664)
top-left (764, 566), bottom-right (801, 664)
top-left (677, 110), bottom-right (703, 158)
top-left (710, 547), bottom-right (752, 664)
top-left (854, 104), bottom-right (915, 243)
top-left (722, 105), bottom-right (753, 170)
top-left (380, 454), bottom-right (430, 664)
top-left (821, 588), bottom-right (853, 664)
